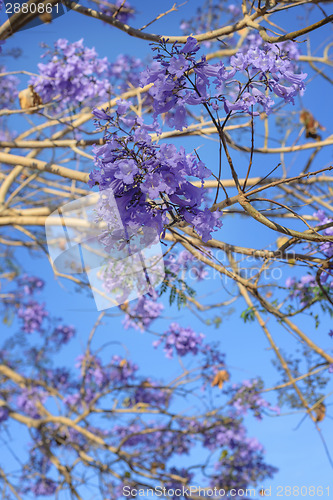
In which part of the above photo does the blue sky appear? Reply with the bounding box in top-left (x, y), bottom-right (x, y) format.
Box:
top-left (1, 1), bottom-right (333, 498)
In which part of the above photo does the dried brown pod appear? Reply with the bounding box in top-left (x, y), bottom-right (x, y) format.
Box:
top-left (39, 12), bottom-right (52, 23)
top-left (119, 300), bottom-right (129, 312)
top-left (141, 380), bottom-right (153, 388)
top-left (150, 462), bottom-right (165, 474)
top-left (314, 402), bottom-right (326, 422)
top-left (276, 236), bottom-right (289, 249)
top-left (300, 110), bottom-right (325, 141)
top-left (18, 85), bottom-right (43, 113)
top-left (211, 369), bottom-right (230, 389)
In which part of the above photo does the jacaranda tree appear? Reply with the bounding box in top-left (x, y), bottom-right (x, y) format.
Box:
top-left (0, 0), bottom-right (333, 498)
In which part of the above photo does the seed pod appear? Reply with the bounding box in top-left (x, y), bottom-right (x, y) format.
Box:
top-left (211, 369), bottom-right (230, 389)
top-left (39, 12), bottom-right (52, 23)
top-left (18, 85), bottom-right (42, 113)
top-left (276, 236), bottom-right (289, 248)
top-left (300, 110), bottom-right (325, 141)
top-left (314, 402), bottom-right (326, 422)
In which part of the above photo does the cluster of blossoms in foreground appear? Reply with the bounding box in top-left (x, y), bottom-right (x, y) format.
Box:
top-left (30, 39), bottom-right (112, 110)
top-left (30, 38), bottom-right (144, 113)
top-left (90, 106), bottom-right (222, 242)
top-left (140, 36), bottom-right (306, 131)
top-left (90, 35), bottom-right (306, 250)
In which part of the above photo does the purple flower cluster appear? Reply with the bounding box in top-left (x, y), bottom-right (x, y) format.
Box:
top-left (243, 32), bottom-right (301, 62)
top-left (18, 301), bottom-right (48, 333)
top-left (286, 275), bottom-right (316, 306)
top-left (96, 0), bottom-right (134, 24)
top-left (180, 2), bottom-right (241, 48)
top-left (286, 273), bottom-right (333, 307)
top-left (30, 39), bottom-right (111, 110)
top-left (176, 415), bottom-right (278, 491)
top-left (140, 36), bottom-right (306, 130)
top-left (165, 249), bottom-right (209, 281)
top-left (211, 430), bottom-right (277, 491)
top-left (75, 353), bottom-right (138, 391)
top-left (0, 65), bottom-right (19, 110)
top-left (108, 53), bottom-right (143, 93)
top-left (90, 110), bottom-right (222, 242)
top-left (227, 379), bottom-right (279, 420)
top-left (27, 478), bottom-right (57, 496)
top-left (110, 414), bottom-right (277, 491)
top-left (284, 211), bottom-right (333, 306)
top-left (153, 322), bottom-right (205, 358)
top-left (18, 274), bottom-right (44, 296)
top-left (16, 388), bottom-right (47, 419)
top-left (51, 324), bottom-right (76, 344)
top-left (122, 291), bottom-right (164, 330)
top-left (228, 43), bottom-right (306, 107)
top-left (46, 367), bottom-right (70, 389)
top-left (132, 380), bottom-right (170, 408)
top-left (111, 421), bottom-right (194, 459)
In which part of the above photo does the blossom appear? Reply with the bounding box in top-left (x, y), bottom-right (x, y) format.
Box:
top-left (181, 36), bottom-right (200, 54)
top-left (168, 54), bottom-right (190, 77)
top-left (18, 301), bottom-right (48, 333)
top-left (182, 208), bottom-right (223, 242)
top-left (114, 159), bottom-right (139, 184)
top-left (51, 325), bottom-right (76, 344)
top-left (28, 478), bottom-right (57, 496)
top-left (116, 98), bottom-right (131, 115)
top-left (95, 0), bottom-right (134, 24)
top-left (16, 388), bottom-right (47, 419)
top-left (270, 82), bottom-right (299, 104)
top-left (315, 210), bottom-right (333, 258)
top-left (140, 35), bottom-right (306, 130)
top-left (18, 275), bottom-right (44, 296)
top-left (90, 112), bottom-right (222, 242)
top-left (122, 292), bottom-right (164, 330)
top-left (153, 322), bottom-right (205, 358)
top-left (30, 39), bottom-right (112, 111)
top-left (132, 380), bottom-right (170, 408)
